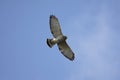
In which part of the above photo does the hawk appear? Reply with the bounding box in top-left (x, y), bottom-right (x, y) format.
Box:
top-left (46, 15), bottom-right (75, 61)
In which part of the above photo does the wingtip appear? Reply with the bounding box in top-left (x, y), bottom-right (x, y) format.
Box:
top-left (65, 53), bottom-right (75, 61)
top-left (70, 55), bottom-right (75, 61)
top-left (50, 15), bottom-right (56, 19)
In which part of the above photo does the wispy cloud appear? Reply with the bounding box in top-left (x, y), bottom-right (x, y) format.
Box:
top-left (66, 2), bottom-right (120, 80)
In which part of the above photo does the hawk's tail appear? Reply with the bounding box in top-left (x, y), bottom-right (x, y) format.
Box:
top-left (46, 38), bottom-right (56, 48)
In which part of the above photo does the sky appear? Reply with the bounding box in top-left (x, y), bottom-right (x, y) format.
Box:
top-left (0, 0), bottom-right (120, 80)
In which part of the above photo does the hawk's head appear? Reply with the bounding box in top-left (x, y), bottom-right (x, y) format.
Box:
top-left (63, 36), bottom-right (67, 40)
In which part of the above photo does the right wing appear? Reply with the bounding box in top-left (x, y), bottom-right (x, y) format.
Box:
top-left (49, 15), bottom-right (63, 38)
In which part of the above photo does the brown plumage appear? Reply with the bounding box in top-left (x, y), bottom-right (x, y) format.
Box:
top-left (46, 15), bottom-right (75, 61)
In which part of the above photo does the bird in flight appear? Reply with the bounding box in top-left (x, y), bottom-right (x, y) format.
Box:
top-left (46, 15), bottom-right (75, 61)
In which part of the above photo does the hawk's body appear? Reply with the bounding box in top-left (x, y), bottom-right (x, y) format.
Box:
top-left (47, 15), bottom-right (75, 61)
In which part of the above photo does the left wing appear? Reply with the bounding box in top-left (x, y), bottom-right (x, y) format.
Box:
top-left (57, 41), bottom-right (75, 61)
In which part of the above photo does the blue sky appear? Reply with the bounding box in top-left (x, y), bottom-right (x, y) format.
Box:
top-left (0, 0), bottom-right (120, 80)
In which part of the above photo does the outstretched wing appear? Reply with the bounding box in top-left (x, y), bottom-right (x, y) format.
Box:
top-left (57, 41), bottom-right (74, 61)
top-left (49, 15), bottom-right (63, 38)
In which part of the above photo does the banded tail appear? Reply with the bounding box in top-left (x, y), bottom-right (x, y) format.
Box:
top-left (46, 38), bottom-right (56, 48)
